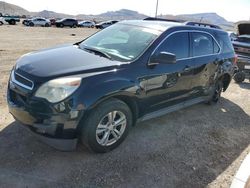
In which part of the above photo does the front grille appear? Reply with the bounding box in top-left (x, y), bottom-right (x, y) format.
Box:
top-left (12, 71), bottom-right (34, 90)
top-left (15, 73), bottom-right (33, 88)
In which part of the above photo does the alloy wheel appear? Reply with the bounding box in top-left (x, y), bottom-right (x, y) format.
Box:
top-left (96, 111), bottom-right (127, 146)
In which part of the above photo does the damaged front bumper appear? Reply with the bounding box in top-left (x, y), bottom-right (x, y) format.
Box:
top-left (7, 81), bottom-right (85, 151)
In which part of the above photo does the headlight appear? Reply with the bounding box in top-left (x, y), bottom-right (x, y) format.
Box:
top-left (35, 77), bottom-right (81, 103)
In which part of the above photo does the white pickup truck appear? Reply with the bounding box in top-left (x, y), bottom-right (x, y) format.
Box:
top-left (0, 13), bottom-right (20, 25)
top-left (0, 16), bottom-right (8, 25)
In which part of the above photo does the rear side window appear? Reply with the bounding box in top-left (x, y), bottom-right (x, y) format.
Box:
top-left (157, 32), bottom-right (189, 59)
top-left (216, 33), bottom-right (234, 53)
top-left (191, 33), bottom-right (214, 56)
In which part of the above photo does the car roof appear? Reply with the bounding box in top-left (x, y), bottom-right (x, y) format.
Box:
top-left (119, 20), bottom-right (182, 31)
top-left (118, 20), bottom-right (226, 34)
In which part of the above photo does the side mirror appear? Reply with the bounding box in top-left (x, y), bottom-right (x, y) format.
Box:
top-left (149, 52), bottom-right (176, 65)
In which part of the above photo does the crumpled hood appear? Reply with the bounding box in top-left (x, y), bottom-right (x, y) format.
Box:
top-left (237, 22), bottom-right (250, 35)
top-left (16, 44), bottom-right (122, 78)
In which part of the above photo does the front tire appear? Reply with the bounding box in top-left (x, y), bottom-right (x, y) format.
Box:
top-left (80, 98), bottom-right (132, 153)
top-left (29, 22), bottom-right (34, 27)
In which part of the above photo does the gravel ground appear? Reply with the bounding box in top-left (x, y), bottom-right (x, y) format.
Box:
top-left (0, 24), bottom-right (250, 188)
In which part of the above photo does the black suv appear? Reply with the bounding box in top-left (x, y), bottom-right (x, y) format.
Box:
top-left (95, 20), bottom-right (118, 29)
top-left (7, 20), bottom-right (235, 153)
top-left (55, 18), bottom-right (78, 28)
top-left (232, 22), bottom-right (250, 83)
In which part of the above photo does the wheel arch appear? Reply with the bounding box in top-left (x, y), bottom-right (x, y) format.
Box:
top-left (77, 92), bottom-right (138, 132)
top-left (87, 93), bottom-right (139, 127)
top-left (112, 95), bottom-right (139, 126)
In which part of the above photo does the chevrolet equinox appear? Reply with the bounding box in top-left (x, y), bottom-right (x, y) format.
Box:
top-left (7, 20), bottom-right (236, 153)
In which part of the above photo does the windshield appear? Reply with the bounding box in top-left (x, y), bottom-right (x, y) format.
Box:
top-left (79, 23), bottom-right (161, 62)
top-left (58, 18), bottom-right (66, 22)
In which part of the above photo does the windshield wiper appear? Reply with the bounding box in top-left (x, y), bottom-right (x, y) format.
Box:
top-left (81, 46), bottom-right (112, 60)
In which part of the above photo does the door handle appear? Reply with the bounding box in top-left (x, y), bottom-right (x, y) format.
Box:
top-left (183, 66), bottom-right (191, 72)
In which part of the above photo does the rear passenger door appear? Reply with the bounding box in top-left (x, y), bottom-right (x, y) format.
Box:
top-left (190, 32), bottom-right (221, 97)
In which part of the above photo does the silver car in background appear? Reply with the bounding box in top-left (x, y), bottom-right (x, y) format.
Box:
top-left (78, 21), bottom-right (95, 28)
top-left (26, 17), bottom-right (51, 27)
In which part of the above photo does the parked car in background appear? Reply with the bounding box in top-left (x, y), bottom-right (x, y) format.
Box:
top-left (233, 22), bottom-right (250, 83)
top-left (78, 20), bottom-right (95, 28)
top-left (0, 13), bottom-right (20, 25)
top-left (25, 17), bottom-right (51, 27)
top-left (95, 20), bottom-right (118, 29)
top-left (55, 18), bottom-right (78, 28)
top-left (7, 20), bottom-right (235, 153)
top-left (22, 18), bottom-right (31, 26)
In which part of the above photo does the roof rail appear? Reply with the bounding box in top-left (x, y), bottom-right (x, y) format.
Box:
top-left (144, 17), bottom-right (184, 23)
top-left (185, 21), bottom-right (222, 29)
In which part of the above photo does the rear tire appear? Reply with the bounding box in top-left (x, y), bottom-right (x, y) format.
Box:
top-left (234, 71), bottom-right (245, 83)
top-left (45, 23), bottom-right (49, 27)
top-left (80, 98), bottom-right (132, 153)
top-left (0, 21), bottom-right (3, 26)
top-left (9, 20), bottom-right (16, 25)
top-left (207, 79), bottom-right (223, 104)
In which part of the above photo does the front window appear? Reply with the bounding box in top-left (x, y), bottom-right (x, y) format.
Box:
top-left (156, 32), bottom-right (189, 59)
top-left (79, 23), bottom-right (161, 61)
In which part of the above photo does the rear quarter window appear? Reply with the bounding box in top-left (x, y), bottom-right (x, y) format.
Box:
top-left (216, 33), bottom-right (234, 54)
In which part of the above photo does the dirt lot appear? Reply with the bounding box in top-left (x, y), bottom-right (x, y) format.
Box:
top-left (0, 25), bottom-right (250, 188)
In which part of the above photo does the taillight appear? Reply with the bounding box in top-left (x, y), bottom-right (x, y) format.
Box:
top-left (233, 54), bottom-right (238, 65)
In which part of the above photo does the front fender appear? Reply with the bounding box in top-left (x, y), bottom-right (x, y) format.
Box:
top-left (76, 77), bottom-right (141, 110)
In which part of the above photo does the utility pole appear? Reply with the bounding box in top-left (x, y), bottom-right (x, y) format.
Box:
top-left (200, 17), bottom-right (204, 22)
top-left (155, 0), bottom-right (159, 18)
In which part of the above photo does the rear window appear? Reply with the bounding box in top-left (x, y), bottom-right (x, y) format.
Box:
top-left (216, 33), bottom-right (234, 53)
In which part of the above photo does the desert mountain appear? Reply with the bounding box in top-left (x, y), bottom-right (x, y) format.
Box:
top-left (0, 1), bottom-right (233, 28)
top-left (178, 13), bottom-right (232, 26)
top-left (0, 1), bottom-right (29, 15)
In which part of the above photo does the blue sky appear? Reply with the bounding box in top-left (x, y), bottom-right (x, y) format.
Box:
top-left (4, 0), bottom-right (250, 22)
